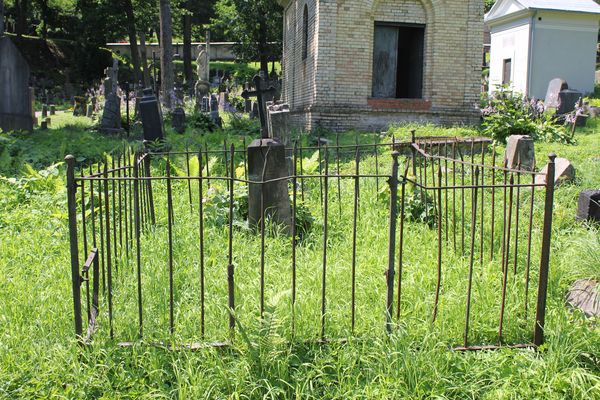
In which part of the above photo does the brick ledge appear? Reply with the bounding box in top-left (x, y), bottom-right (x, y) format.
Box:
top-left (367, 98), bottom-right (432, 111)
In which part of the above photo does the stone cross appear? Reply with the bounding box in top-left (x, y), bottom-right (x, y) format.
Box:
top-left (241, 74), bottom-right (276, 138)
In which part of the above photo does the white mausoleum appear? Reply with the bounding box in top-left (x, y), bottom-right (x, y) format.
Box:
top-left (485, 0), bottom-right (600, 99)
top-left (278, 0), bottom-right (484, 132)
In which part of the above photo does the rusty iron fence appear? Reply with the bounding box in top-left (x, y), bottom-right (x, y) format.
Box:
top-left (66, 134), bottom-right (555, 350)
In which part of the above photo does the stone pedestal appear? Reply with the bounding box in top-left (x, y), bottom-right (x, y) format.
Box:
top-left (505, 135), bottom-right (535, 171)
top-left (247, 139), bottom-right (292, 234)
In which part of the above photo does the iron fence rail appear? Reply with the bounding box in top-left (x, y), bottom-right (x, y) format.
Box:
top-left (66, 135), bottom-right (555, 350)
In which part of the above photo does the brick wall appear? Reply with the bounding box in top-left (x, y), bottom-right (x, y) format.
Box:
top-left (279, 0), bottom-right (484, 132)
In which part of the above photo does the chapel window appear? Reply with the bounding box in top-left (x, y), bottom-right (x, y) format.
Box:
top-left (372, 23), bottom-right (425, 99)
top-left (302, 5), bottom-right (309, 60)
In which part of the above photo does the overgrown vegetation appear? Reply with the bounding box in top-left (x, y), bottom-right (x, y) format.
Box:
top-left (0, 114), bottom-right (599, 398)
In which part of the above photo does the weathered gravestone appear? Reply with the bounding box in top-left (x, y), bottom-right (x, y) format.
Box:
top-left (171, 107), bottom-right (186, 134)
top-left (247, 139), bottom-right (292, 234)
top-left (576, 190), bottom-right (600, 224)
top-left (195, 44), bottom-right (210, 112)
top-left (557, 89), bottom-right (583, 115)
top-left (544, 78), bottom-right (582, 115)
top-left (86, 103), bottom-right (94, 118)
top-left (266, 101), bottom-right (292, 146)
top-left (209, 94), bottom-right (222, 128)
top-left (73, 97), bottom-right (86, 116)
top-left (218, 92), bottom-right (229, 112)
top-left (544, 78), bottom-right (569, 109)
top-left (566, 279), bottom-right (600, 318)
top-left (0, 36), bottom-right (34, 132)
top-left (41, 104), bottom-right (48, 119)
top-left (505, 135), bottom-right (535, 171)
top-left (100, 59), bottom-right (122, 133)
top-left (535, 157), bottom-right (575, 186)
top-left (139, 88), bottom-right (165, 144)
top-left (242, 75), bottom-right (277, 137)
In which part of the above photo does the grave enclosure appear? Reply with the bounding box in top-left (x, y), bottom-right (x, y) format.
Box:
top-left (66, 136), bottom-right (556, 350)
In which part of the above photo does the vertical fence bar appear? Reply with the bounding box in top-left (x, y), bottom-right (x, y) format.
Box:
top-left (396, 162), bottom-right (407, 321)
top-left (259, 147), bottom-right (270, 318)
top-left (351, 149), bottom-right (360, 332)
top-left (464, 168), bottom-right (479, 348)
top-left (144, 155), bottom-right (156, 225)
top-left (291, 143), bottom-right (298, 336)
top-left (432, 164), bottom-right (443, 324)
top-left (166, 159), bottom-right (175, 334)
top-left (499, 175), bottom-right (515, 342)
top-left (97, 163), bottom-right (106, 294)
top-left (524, 172), bottom-right (536, 319)
top-left (534, 154), bottom-right (556, 347)
top-left (103, 160), bottom-right (114, 339)
top-left (204, 142), bottom-right (211, 190)
top-left (117, 155), bottom-right (123, 256)
top-left (386, 152), bottom-right (399, 333)
top-left (198, 152), bottom-right (206, 339)
top-left (66, 156), bottom-right (83, 338)
top-left (513, 167), bottom-right (522, 275)
top-left (228, 144), bottom-right (236, 336)
top-left (133, 155), bottom-right (143, 337)
top-left (320, 147), bottom-right (329, 341)
top-left (375, 136), bottom-right (380, 193)
top-left (490, 145), bottom-right (497, 260)
top-left (186, 147), bottom-right (193, 213)
top-left (111, 156), bottom-right (118, 271)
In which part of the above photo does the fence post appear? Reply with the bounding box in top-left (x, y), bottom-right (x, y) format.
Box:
top-left (386, 151), bottom-right (400, 333)
top-left (65, 155), bottom-right (83, 338)
top-left (533, 153), bottom-right (556, 347)
top-left (143, 154), bottom-right (156, 225)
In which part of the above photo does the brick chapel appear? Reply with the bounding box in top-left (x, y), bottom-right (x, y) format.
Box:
top-left (277, 0), bottom-right (484, 132)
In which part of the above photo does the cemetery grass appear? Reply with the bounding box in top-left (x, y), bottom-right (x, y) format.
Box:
top-left (0, 117), bottom-right (599, 399)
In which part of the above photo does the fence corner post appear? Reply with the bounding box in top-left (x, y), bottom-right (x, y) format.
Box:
top-left (65, 155), bottom-right (83, 338)
top-left (533, 153), bottom-right (556, 347)
top-left (386, 151), bottom-right (400, 333)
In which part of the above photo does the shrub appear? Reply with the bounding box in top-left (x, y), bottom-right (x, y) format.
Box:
top-left (481, 87), bottom-right (575, 145)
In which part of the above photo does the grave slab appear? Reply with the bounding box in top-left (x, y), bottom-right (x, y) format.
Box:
top-left (535, 157), bottom-right (575, 186)
top-left (566, 279), bottom-right (599, 318)
top-left (505, 135), bottom-right (535, 171)
top-left (576, 189), bottom-right (600, 223)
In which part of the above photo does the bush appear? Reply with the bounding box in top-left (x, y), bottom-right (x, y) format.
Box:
top-left (481, 87), bottom-right (575, 145)
top-left (188, 112), bottom-right (219, 133)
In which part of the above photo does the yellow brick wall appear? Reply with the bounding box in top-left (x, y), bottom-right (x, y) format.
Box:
top-left (280, 0), bottom-right (484, 132)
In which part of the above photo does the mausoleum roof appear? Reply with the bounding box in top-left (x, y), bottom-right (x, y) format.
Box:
top-left (486, 0), bottom-right (600, 23)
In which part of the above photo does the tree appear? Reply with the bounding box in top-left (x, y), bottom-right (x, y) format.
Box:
top-left (212, 0), bottom-right (282, 74)
top-left (159, 0), bottom-right (174, 108)
top-left (485, 0), bottom-right (495, 12)
top-left (122, 0), bottom-right (142, 85)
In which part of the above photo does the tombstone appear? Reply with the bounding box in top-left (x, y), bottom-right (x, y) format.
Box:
top-left (49, 105), bottom-right (56, 115)
top-left (250, 102), bottom-right (259, 119)
top-left (202, 96), bottom-right (210, 113)
top-left (566, 279), bottom-right (599, 318)
top-left (576, 190), bottom-right (600, 223)
top-left (41, 104), bottom-right (48, 119)
top-left (218, 92), bottom-right (229, 112)
top-left (45, 117), bottom-right (51, 127)
top-left (73, 97), bottom-right (86, 116)
top-left (40, 119), bottom-right (48, 130)
top-left (535, 157), bottom-right (575, 186)
top-left (557, 89), bottom-right (582, 115)
top-left (244, 82), bottom-right (252, 113)
top-left (86, 103), bottom-right (94, 118)
top-left (195, 44), bottom-right (210, 111)
top-left (100, 60), bottom-right (122, 133)
top-left (139, 88), bottom-right (165, 144)
top-left (505, 135), bottom-right (535, 171)
top-left (247, 138), bottom-right (292, 234)
top-left (544, 78), bottom-right (569, 109)
top-left (266, 101), bottom-right (292, 146)
top-left (209, 94), bottom-right (222, 128)
top-left (171, 107), bottom-right (186, 134)
top-left (0, 36), bottom-right (34, 132)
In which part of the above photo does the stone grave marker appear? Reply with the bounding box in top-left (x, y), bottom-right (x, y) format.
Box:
top-left (171, 107), bottom-right (186, 134)
top-left (86, 103), bottom-right (94, 118)
top-left (566, 279), bottom-right (599, 318)
top-left (576, 190), bottom-right (600, 224)
top-left (195, 44), bottom-right (210, 112)
top-left (139, 88), bottom-right (165, 144)
top-left (544, 78), bottom-right (568, 109)
top-left (505, 135), bottom-right (535, 171)
top-left (100, 59), bottom-right (122, 133)
top-left (0, 36), bottom-right (34, 132)
top-left (266, 101), bottom-right (292, 146)
top-left (242, 75), bottom-right (277, 137)
top-left (557, 89), bottom-right (582, 115)
top-left (41, 104), bottom-right (48, 119)
top-left (218, 92), bottom-right (229, 112)
top-left (73, 97), bottom-right (86, 116)
top-left (247, 138), bottom-right (292, 234)
top-left (209, 94), bottom-right (222, 128)
top-left (535, 157), bottom-right (575, 186)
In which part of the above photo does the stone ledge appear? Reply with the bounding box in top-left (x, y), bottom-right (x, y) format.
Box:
top-left (367, 98), bottom-right (432, 111)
